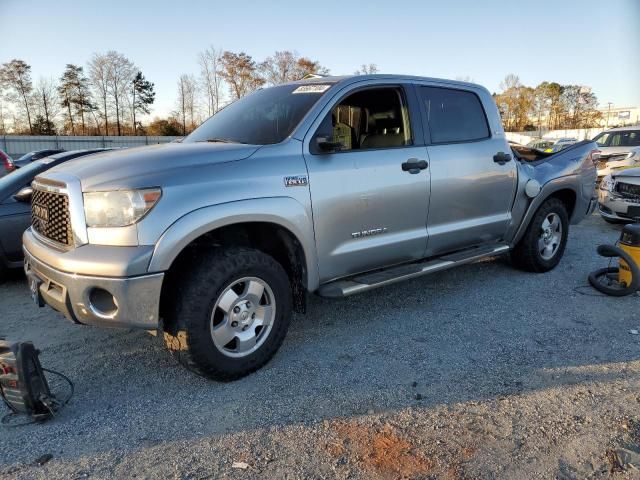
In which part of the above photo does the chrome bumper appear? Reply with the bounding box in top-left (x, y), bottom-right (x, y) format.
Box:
top-left (598, 188), bottom-right (640, 221)
top-left (23, 246), bottom-right (164, 329)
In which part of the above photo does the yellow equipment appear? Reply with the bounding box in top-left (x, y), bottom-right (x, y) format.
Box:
top-left (618, 223), bottom-right (640, 287)
top-left (589, 221), bottom-right (640, 296)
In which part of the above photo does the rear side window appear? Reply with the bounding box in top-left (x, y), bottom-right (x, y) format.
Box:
top-left (419, 87), bottom-right (489, 144)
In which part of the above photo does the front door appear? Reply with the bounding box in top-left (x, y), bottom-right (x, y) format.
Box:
top-left (303, 85), bottom-right (430, 283)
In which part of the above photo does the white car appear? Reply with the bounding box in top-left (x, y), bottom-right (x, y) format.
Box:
top-left (542, 137), bottom-right (578, 153)
top-left (598, 167), bottom-right (640, 223)
top-left (593, 127), bottom-right (640, 179)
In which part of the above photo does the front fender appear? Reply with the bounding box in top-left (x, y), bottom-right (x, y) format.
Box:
top-left (147, 197), bottom-right (320, 291)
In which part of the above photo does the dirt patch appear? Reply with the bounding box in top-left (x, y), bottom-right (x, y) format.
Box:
top-left (328, 420), bottom-right (433, 479)
top-left (326, 419), bottom-right (477, 479)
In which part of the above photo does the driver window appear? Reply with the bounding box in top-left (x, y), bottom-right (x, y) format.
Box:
top-left (324, 87), bottom-right (412, 151)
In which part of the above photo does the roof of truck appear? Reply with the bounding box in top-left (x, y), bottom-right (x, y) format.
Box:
top-left (290, 74), bottom-right (485, 91)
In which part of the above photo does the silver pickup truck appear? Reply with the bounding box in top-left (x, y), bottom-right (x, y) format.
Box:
top-left (23, 75), bottom-right (598, 380)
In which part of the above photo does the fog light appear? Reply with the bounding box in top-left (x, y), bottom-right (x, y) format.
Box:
top-left (88, 288), bottom-right (118, 317)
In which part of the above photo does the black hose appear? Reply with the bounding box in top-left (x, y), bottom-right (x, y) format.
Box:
top-left (588, 244), bottom-right (640, 296)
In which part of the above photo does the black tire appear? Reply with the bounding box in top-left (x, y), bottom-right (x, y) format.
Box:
top-left (163, 247), bottom-right (292, 381)
top-left (511, 198), bottom-right (569, 273)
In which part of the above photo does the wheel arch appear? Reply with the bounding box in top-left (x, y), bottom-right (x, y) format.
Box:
top-left (150, 198), bottom-right (319, 315)
top-left (511, 179), bottom-right (578, 247)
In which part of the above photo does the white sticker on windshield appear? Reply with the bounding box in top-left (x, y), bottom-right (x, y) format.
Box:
top-left (293, 84), bottom-right (331, 94)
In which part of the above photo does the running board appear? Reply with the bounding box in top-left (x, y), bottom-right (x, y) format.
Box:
top-left (318, 244), bottom-right (510, 298)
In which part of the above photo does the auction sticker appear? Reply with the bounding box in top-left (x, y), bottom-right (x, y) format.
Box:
top-left (293, 85), bottom-right (331, 94)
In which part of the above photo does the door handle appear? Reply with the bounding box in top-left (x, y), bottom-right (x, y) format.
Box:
top-left (493, 151), bottom-right (512, 165)
top-left (401, 158), bottom-right (428, 173)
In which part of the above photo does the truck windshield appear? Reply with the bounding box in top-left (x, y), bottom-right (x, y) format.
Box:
top-left (184, 84), bottom-right (333, 145)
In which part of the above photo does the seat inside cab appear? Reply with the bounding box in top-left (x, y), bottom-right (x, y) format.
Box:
top-left (330, 87), bottom-right (412, 150)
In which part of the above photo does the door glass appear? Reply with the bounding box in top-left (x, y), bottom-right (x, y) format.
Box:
top-left (321, 87), bottom-right (413, 151)
top-left (420, 87), bottom-right (489, 143)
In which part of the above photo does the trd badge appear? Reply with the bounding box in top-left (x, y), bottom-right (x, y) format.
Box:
top-left (284, 175), bottom-right (308, 187)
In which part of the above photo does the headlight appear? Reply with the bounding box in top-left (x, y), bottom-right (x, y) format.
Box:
top-left (599, 175), bottom-right (614, 192)
top-left (84, 188), bottom-right (161, 227)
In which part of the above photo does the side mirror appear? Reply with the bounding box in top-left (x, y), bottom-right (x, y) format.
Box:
top-left (14, 186), bottom-right (33, 203)
top-left (315, 136), bottom-right (344, 152)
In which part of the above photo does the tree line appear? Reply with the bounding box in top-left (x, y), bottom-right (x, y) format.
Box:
top-left (0, 49), bottom-right (378, 137)
top-left (1, 52), bottom-right (604, 137)
top-left (493, 74), bottom-right (603, 132)
top-left (0, 55), bottom-right (155, 136)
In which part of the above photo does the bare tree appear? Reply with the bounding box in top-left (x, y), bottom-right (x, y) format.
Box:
top-left (260, 51), bottom-right (329, 85)
top-left (0, 99), bottom-right (7, 134)
top-left (88, 53), bottom-right (111, 134)
top-left (354, 63), bottom-right (379, 75)
top-left (218, 51), bottom-right (264, 99)
top-left (105, 51), bottom-right (136, 136)
top-left (34, 77), bottom-right (60, 134)
top-left (176, 74), bottom-right (198, 134)
top-left (0, 59), bottom-right (35, 133)
top-left (198, 46), bottom-right (223, 116)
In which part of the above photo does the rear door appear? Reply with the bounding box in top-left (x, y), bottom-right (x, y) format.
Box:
top-left (417, 85), bottom-right (517, 256)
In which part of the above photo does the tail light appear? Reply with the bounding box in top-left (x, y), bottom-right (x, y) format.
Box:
top-left (1, 155), bottom-right (15, 173)
top-left (587, 149), bottom-right (601, 164)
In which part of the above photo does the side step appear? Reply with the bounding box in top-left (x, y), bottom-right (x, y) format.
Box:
top-left (318, 243), bottom-right (510, 298)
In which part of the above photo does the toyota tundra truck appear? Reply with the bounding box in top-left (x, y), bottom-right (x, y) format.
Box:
top-left (23, 75), bottom-right (599, 380)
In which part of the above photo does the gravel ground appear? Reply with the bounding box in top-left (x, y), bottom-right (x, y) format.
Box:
top-left (0, 214), bottom-right (639, 479)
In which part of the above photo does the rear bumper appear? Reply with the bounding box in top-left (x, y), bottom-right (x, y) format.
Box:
top-left (23, 231), bottom-right (164, 329)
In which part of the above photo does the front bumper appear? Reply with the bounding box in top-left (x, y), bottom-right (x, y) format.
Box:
top-left (598, 188), bottom-right (640, 221)
top-left (23, 234), bottom-right (164, 330)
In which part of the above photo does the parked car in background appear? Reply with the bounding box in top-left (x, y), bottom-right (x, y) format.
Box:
top-left (543, 138), bottom-right (578, 153)
top-left (526, 139), bottom-right (554, 151)
top-left (0, 148), bottom-right (15, 178)
top-left (593, 127), bottom-right (640, 179)
top-left (13, 149), bottom-right (65, 168)
top-left (598, 167), bottom-right (640, 223)
top-left (0, 149), bottom-right (111, 278)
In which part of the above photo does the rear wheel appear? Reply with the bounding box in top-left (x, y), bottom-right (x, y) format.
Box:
top-left (163, 247), bottom-right (292, 381)
top-left (511, 198), bottom-right (569, 273)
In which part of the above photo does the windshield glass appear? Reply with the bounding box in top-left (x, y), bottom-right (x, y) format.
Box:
top-left (184, 84), bottom-right (333, 145)
top-left (593, 132), bottom-right (610, 147)
top-left (17, 151), bottom-right (36, 162)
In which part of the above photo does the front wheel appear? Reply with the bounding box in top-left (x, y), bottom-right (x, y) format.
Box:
top-left (163, 247), bottom-right (292, 381)
top-left (511, 198), bottom-right (569, 273)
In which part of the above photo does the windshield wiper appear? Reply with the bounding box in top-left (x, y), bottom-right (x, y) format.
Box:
top-left (197, 138), bottom-right (243, 144)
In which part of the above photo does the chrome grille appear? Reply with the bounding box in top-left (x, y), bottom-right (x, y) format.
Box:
top-left (616, 182), bottom-right (640, 200)
top-left (31, 188), bottom-right (73, 246)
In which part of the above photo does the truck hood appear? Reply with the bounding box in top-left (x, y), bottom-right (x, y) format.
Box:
top-left (46, 142), bottom-right (261, 191)
top-left (612, 167), bottom-right (640, 179)
top-left (598, 146), bottom-right (639, 158)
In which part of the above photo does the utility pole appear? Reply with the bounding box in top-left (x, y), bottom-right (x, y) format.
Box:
top-left (606, 102), bottom-right (613, 128)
